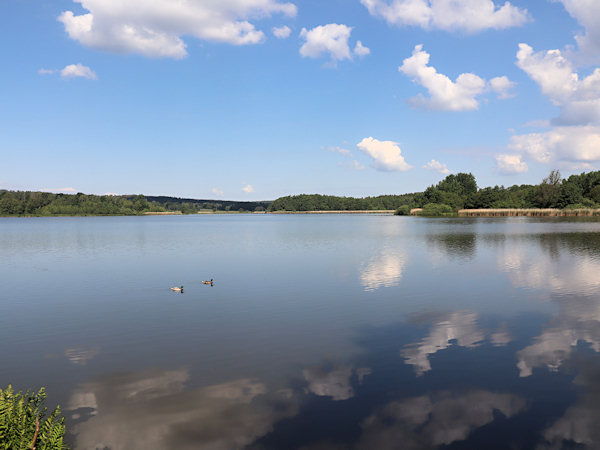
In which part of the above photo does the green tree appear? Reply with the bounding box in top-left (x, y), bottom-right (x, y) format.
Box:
top-left (534, 170), bottom-right (562, 208)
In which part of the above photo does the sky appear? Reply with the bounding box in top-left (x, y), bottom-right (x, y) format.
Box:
top-left (1, 0), bottom-right (600, 200)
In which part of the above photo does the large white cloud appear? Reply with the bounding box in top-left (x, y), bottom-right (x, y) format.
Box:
top-left (58, 0), bottom-right (297, 59)
top-left (399, 45), bottom-right (512, 111)
top-left (556, 0), bottom-right (600, 64)
top-left (516, 43), bottom-right (600, 126)
top-left (508, 125), bottom-right (600, 168)
top-left (360, 0), bottom-right (529, 33)
top-left (495, 154), bottom-right (528, 174)
top-left (357, 137), bottom-right (413, 171)
top-left (299, 24), bottom-right (369, 64)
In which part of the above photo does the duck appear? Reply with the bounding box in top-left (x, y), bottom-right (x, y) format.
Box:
top-left (171, 286), bottom-right (184, 292)
top-left (202, 279), bottom-right (214, 286)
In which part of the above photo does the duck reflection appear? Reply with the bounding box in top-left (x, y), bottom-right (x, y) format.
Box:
top-left (67, 368), bottom-right (298, 450)
top-left (360, 249), bottom-right (406, 291)
top-left (356, 390), bottom-right (525, 449)
top-left (401, 311), bottom-right (487, 376)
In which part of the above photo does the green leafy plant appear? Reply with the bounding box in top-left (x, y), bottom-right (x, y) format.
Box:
top-left (0, 385), bottom-right (67, 450)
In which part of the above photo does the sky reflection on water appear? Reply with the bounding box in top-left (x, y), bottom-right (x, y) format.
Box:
top-left (2, 216), bottom-right (600, 449)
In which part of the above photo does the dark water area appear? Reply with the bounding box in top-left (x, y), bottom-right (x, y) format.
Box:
top-left (2, 215), bottom-right (600, 449)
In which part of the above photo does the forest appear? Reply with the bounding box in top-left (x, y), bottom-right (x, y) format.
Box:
top-left (3, 170), bottom-right (600, 216)
top-left (267, 170), bottom-right (600, 214)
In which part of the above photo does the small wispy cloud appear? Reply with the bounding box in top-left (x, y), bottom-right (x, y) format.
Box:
top-left (211, 187), bottom-right (224, 196)
top-left (38, 68), bottom-right (57, 75)
top-left (242, 184), bottom-right (254, 194)
top-left (328, 146), bottom-right (352, 156)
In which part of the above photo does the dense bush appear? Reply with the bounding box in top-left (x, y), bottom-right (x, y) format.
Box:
top-left (420, 203), bottom-right (455, 216)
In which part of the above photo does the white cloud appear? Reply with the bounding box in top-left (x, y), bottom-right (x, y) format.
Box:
top-left (58, 0), bottom-right (297, 59)
top-left (357, 137), bottom-right (413, 171)
top-left (555, 0), bottom-right (600, 64)
top-left (351, 160), bottom-right (366, 170)
top-left (272, 25), bottom-right (291, 39)
top-left (211, 187), bottom-right (224, 196)
top-left (299, 24), bottom-right (354, 64)
top-left (423, 159), bottom-right (451, 174)
top-left (495, 154), bottom-right (528, 174)
top-left (38, 68), bottom-right (57, 75)
top-left (399, 45), bottom-right (511, 111)
top-left (354, 40), bottom-right (370, 57)
top-left (516, 43), bottom-right (600, 126)
top-left (60, 63), bottom-right (97, 80)
top-left (489, 75), bottom-right (516, 99)
top-left (242, 184), bottom-right (254, 194)
top-left (104, 192), bottom-right (119, 196)
top-left (360, 0), bottom-right (529, 33)
top-left (508, 125), bottom-right (600, 168)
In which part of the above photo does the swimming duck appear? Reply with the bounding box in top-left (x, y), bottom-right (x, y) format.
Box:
top-left (202, 279), bottom-right (214, 286)
top-left (171, 286), bottom-right (184, 292)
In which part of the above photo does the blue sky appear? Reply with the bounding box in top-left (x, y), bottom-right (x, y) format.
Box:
top-left (2, 0), bottom-right (600, 200)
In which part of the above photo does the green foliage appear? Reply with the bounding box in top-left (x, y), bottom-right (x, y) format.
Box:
top-left (420, 203), bottom-right (455, 216)
top-left (0, 385), bottom-right (67, 450)
top-left (394, 205), bottom-right (412, 216)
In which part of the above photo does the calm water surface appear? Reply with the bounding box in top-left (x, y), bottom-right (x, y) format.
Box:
top-left (2, 215), bottom-right (600, 449)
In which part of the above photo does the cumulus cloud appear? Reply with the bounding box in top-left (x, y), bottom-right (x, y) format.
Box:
top-left (360, 0), bottom-right (529, 33)
top-left (58, 0), bottom-right (297, 59)
top-left (354, 40), bottom-right (371, 57)
top-left (273, 25), bottom-right (291, 39)
top-left (61, 63), bottom-right (97, 80)
top-left (516, 43), bottom-right (600, 126)
top-left (357, 137), bottom-right (413, 171)
top-left (400, 45), bottom-right (512, 111)
top-left (423, 159), bottom-right (451, 174)
top-left (242, 184), bottom-right (254, 194)
top-left (211, 187), bottom-right (224, 196)
top-left (555, 0), bottom-right (600, 64)
top-left (41, 187), bottom-right (78, 193)
top-left (299, 24), bottom-right (355, 64)
top-left (495, 154), bottom-right (528, 174)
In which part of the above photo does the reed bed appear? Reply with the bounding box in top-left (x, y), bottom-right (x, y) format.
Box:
top-left (458, 208), bottom-right (600, 217)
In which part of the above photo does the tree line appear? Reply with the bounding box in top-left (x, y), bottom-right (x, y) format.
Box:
top-left (0, 191), bottom-right (269, 216)
top-left (267, 170), bottom-right (600, 214)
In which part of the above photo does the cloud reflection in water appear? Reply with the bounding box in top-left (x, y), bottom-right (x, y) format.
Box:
top-left (360, 249), bottom-right (406, 291)
top-left (401, 311), bottom-right (487, 376)
top-left (356, 390), bottom-right (526, 449)
top-left (68, 368), bottom-right (298, 450)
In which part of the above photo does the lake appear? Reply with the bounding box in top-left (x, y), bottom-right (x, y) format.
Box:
top-left (2, 215), bottom-right (600, 449)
